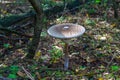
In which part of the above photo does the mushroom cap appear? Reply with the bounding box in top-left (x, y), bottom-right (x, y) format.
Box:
top-left (47, 23), bottom-right (85, 39)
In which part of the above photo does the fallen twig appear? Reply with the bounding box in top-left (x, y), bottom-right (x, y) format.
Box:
top-left (22, 66), bottom-right (35, 80)
top-left (106, 52), bottom-right (117, 72)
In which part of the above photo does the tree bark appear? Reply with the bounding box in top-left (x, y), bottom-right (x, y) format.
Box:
top-left (26, 0), bottom-right (44, 58)
top-left (112, 0), bottom-right (118, 18)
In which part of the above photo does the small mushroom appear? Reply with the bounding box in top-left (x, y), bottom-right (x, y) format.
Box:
top-left (47, 23), bottom-right (85, 70)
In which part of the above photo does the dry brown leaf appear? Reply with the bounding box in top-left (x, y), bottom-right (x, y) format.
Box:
top-left (17, 71), bottom-right (26, 77)
top-left (36, 72), bottom-right (41, 80)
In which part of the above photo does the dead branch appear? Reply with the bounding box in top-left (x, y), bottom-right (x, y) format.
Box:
top-left (0, 25), bottom-right (33, 38)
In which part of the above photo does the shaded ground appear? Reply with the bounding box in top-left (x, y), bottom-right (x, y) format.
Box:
top-left (0, 1), bottom-right (120, 80)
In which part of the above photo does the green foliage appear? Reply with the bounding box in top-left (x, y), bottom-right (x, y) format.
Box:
top-left (56, 16), bottom-right (65, 23)
top-left (79, 66), bottom-right (86, 70)
top-left (42, 0), bottom-right (63, 10)
top-left (3, 43), bottom-right (10, 48)
top-left (8, 65), bottom-right (19, 79)
top-left (85, 19), bottom-right (96, 26)
top-left (111, 65), bottom-right (119, 71)
top-left (95, 0), bottom-right (101, 4)
top-left (45, 70), bottom-right (74, 78)
top-left (41, 32), bottom-right (47, 37)
top-left (0, 65), bottom-right (20, 79)
top-left (9, 65), bottom-right (19, 74)
top-left (8, 74), bottom-right (17, 79)
top-left (48, 46), bottom-right (63, 63)
top-left (88, 8), bottom-right (97, 14)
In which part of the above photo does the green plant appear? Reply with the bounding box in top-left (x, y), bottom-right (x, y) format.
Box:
top-left (48, 46), bottom-right (63, 63)
top-left (3, 43), bottom-right (10, 48)
top-left (87, 8), bottom-right (97, 14)
top-left (95, 0), bottom-right (101, 4)
top-left (111, 65), bottom-right (119, 71)
top-left (84, 18), bottom-right (96, 26)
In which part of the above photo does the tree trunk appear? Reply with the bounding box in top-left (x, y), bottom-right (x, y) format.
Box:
top-left (26, 0), bottom-right (44, 58)
top-left (112, 0), bottom-right (118, 18)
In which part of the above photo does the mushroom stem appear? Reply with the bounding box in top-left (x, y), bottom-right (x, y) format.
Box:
top-left (64, 42), bottom-right (69, 70)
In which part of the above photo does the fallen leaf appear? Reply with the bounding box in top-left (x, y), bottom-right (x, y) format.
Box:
top-left (34, 50), bottom-right (41, 61)
top-left (36, 72), bottom-right (41, 80)
top-left (98, 77), bottom-right (104, 80)
top-left (17, 71), bottom-right (26, 77)
top-left (111, 23), bottom-right (116, 27)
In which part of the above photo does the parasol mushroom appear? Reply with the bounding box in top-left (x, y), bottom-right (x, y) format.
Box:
top-left (47, 23), bottom-right (85, 70)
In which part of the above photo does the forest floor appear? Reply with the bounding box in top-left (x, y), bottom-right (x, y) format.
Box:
top-left (0, 3), bottom-right (120, 80)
